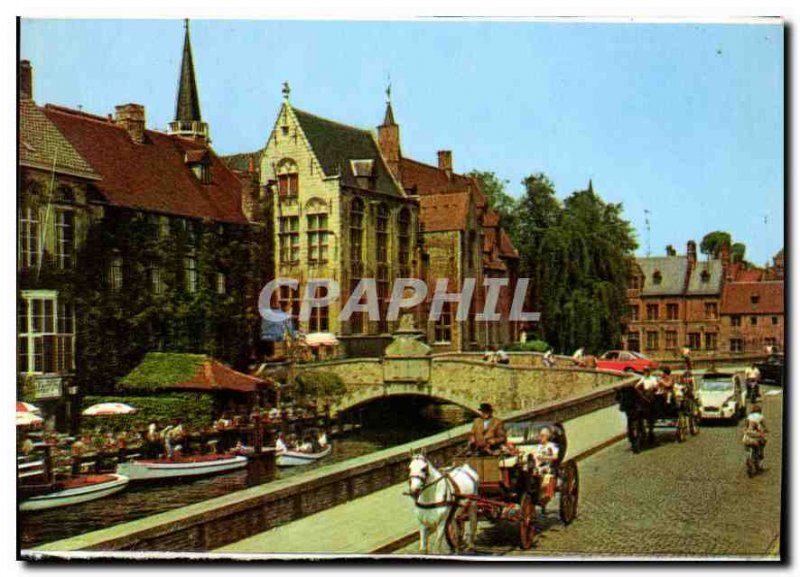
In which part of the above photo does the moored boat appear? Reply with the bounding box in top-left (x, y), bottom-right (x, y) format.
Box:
top-left (116, 453), bottom-right (248, 481)
top-left (19, 474), bottom-right (129, 512)
top-left (276, 445), bottom-right (332, 467)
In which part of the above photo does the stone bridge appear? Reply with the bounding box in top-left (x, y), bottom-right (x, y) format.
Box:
top-left (296, 326), bottom-right (629, 418)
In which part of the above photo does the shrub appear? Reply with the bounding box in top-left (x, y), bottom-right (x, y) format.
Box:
top-left (292, 370), bottom-right (346, 406)
top-left (507, 340), bottom-right (550, 353)
top-left (80, 393), bottom-right (215, 432)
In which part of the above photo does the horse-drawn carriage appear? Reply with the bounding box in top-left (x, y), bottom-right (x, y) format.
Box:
top-left (617, 375), bottom-right (701, 452)
top-left (442, 421), bottom-right (579, 551)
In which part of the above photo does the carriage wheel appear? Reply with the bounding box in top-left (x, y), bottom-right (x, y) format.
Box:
top-left (559, 460), bottom-right (579, 525)
top-left (519, 493), bottom-right (536, 550)
top-left (445, 507), bottom-right (466, 553)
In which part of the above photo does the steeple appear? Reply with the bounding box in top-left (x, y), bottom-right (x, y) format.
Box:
top-left (588, 179), bottom-right (594, 194)
top-left (377, 81), bottom-right (401, 179)
top-left (169, 19), bottom-right (209, 142)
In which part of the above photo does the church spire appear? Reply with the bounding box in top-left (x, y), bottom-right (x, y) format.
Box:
top-left (382, 80), bottom-right (396, 126)
top-left (169, 19), bottom-right (208, 141)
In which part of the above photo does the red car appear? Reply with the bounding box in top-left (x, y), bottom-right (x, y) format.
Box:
top-left (596, 350), bottom-right (659, 374)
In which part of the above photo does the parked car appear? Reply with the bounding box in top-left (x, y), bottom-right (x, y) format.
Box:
top-left (756, 354), bottom-right (784, 386)
top-left (697, 372), bottom-right (746, 423)
top-left (596, 350), bottom-right (659, 374)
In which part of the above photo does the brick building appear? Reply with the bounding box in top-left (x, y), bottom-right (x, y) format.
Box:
top-left (625, 240), bottom-right (784, 357)
top-left (377, 100), bottom-right (521, 351)
top-left (17, 23), bottom-right (268, 428)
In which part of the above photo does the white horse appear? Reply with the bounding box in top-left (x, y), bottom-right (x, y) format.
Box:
top-left (407, 452), bottom-right (479, 554)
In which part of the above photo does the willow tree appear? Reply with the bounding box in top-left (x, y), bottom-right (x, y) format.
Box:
top-left (517, 179), bottom-right (637, 353)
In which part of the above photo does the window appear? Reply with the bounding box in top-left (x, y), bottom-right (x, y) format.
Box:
top-left (277, 159), bottom-right (299, 198)
top-left (772, 316), bottom-right (779, 326)
top-left (730, 338), bottom-right (744, 353)
top-left (652, 271), bottom-right (662, 285)
top-left (308, 286), bottom-right (329, 332)
top-left (376, 204), bottom-right (390, 332)
top-left (19, 206), bottom-right (39, 270)
top-left (750, 316), bottom-right (758, 326)
top-left (349, 198), bottom-right (365, 334)
top-left (750, 294), bottom-right (760, 305)
top-left (646, 304), bottom-right (659, 321)
top-left (627, 332), bottom-right (640, 352)
top-left (398, 208), bottom-right (411, 277)
top-left (704, 302), bottom-right (718, 320)
top-left (700, 270), bottom-right (710, 283)
top-left (184, 255), bottom-right (198, 293)
top-left (216, 272), bottom-right (227, 295)
top-left (435, 304), bottom-right (453, 343)
top-left (765, 337), bottom-right (777, 349)
top-left (646, 331), bottom-right (659, 351)
top-left (18, 291), bottom-right (74, 374)
top-left (148, 262), bottom-right (164, 295)
top-left (688, 332), bottom-right (701, 350)
top-left (109, 255), bottom-right (123, 292)
top-left (277, 284), bottom-right (300, 322)
top-left (665, 330), bottom-right (678, 349)
top-left (629, 275), bottom-right (643, 290)
top-left (628, 305), bottom-right (640, 322)
top-left (55, 209), bottom-right (75, 269)
top-left (307, 212), bottom-right (329, 264)
top-left (279, 216), bottom-right (300, 264)
top-left (666, 303), bottom-right (679, 321)
top-left (705, 332), bottom-right (717, 351)
top-left (731, 315), bottom-right (741, 327)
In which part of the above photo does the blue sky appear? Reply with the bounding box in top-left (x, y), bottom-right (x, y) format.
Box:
top-left (20, 19), bottom-right (784, 265)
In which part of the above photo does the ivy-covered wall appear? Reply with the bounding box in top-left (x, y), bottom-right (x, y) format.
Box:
top-left (66, 205), bottom-right (271, 394)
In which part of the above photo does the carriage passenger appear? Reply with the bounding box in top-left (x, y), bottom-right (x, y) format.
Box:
top-left (637, 367), bottom-right (659, 392)
top-left (532, 427), bottom-right (559, 475)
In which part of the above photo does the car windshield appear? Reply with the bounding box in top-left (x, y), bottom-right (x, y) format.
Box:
top-left (701, 380), bottom-right (733, 392)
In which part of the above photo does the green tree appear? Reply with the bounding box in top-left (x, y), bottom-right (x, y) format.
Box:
top-left (731, 242), bottom-right (746, 264)
top-left (700, 231), bottom-right (732, 258)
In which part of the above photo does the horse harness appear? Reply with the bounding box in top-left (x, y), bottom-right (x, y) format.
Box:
top-left (409, 466), bottom-right (478, 509)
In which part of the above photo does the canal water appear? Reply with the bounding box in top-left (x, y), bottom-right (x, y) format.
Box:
top-left (20, 398), bottom-right (472, 549)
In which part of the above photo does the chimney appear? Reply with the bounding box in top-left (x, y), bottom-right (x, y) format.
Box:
top-left (720, 242), bottom-right (731, 268)
top-left (114, 104), bottom-right (146, 144)
top-left (19, 60), bottom-right (32, 101)
top-left (437, 150), bottom-right (453, 176)
top-left (687, 240), bottom-right (697, 267)
top-left (666, 244), bottom-right (676, 256)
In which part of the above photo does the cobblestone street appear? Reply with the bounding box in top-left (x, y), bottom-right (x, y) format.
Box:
top-left (397, 387), bottom-right (783, 558)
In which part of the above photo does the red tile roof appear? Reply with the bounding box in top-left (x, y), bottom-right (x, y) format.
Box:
top-left (482, 209), bottom-right (500, 227)
top-left (721, 282), bottom-right (784, 315)
top-left (399, 157), bottom-right (474, 196)
top-left (42, 104), bottom-right (248, 224)
top-left (419, 191), bottom-right (471, 232)
top-left (171, 357), bottom-right (271, 393)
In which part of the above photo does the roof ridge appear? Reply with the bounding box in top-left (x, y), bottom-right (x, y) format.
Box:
top-left (291, 106), bottom-right (373, 135)
top-left (44, 103), bottom-right (114, 124)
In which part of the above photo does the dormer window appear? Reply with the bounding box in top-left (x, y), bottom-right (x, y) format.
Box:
top-left (700, 270), bottom-right (710, 283)
top-left (350, 159), bottom-right (375, 190)
top-left (185, 149), bottom-right (211, 184)
top-left (751, 294), bottom-right (760, 305)
top-left (652, 270), bottom-right (662, 285)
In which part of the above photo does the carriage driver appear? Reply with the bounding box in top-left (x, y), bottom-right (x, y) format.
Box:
top-left (468, 403), bottom-right (507, 455)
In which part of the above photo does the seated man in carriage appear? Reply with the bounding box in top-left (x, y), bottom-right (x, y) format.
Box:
top-left (468, 403), bottom-right (507, 455)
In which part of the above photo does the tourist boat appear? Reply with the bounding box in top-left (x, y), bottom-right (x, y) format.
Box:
top-left (276, 445), bottom-right (332, 467)
top-left (116, 453), bottom-right (248, 482)
top-left (19, 474), bottom-right (130, 512)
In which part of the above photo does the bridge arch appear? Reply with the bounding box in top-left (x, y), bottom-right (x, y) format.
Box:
top-left (331, 383), bottom-right (481, 418)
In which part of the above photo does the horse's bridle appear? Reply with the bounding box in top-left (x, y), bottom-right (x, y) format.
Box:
top-left (408, 457), bottom-right (461, 509)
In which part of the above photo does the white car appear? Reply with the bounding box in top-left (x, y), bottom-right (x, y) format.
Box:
top-left (697, 373), bottom-right (746, 423)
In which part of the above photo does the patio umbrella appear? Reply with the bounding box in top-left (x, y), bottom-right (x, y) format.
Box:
top-left (16, 401), bottom-right (41, 413)
top-left (82, 402), bottom-right (138, 416)
top-left (16, 411), bottom-right (44, 427)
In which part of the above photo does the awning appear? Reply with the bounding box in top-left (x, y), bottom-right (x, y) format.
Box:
top-left (303, 332), bottom-right (340, 348)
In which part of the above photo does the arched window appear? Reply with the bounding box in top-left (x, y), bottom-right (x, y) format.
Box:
top-left (652, 270), bottom-right (662, 285)
top-left (276, 158), bottom-right (299, 198)
top-left (398, 208), bottom-right (411, 277)
top-left (375, 204), bottom-right (390, 332)
top-left (349, 198), bottom-right (365, 334)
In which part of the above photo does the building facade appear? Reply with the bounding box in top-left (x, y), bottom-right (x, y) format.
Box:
top-left (17, 23), bottom-right (268, 429)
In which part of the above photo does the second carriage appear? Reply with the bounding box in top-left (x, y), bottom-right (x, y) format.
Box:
top-left (446, 421), bottom-right (579, 550)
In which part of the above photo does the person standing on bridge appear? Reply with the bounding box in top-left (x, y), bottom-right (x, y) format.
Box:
top-left (468, 403), bottom-right (507, 455)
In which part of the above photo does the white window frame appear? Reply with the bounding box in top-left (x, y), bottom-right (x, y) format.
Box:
top-left (18, 290), bottom-right (75, 375)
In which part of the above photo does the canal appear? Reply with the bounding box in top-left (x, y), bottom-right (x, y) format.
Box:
top-left (20, 397), bottom-right (472, 549)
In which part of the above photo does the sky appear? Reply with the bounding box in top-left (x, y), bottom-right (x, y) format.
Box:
top-left (19, 18), bottom-right (784, 265)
